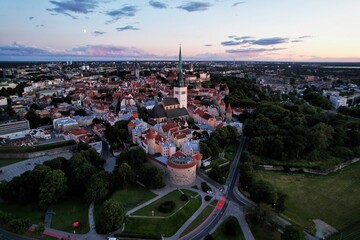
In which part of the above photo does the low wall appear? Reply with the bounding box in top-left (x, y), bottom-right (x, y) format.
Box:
top-left (257, 158), bottom-right (360, 175)
top-left (0, 145), bottom-right (77, 159)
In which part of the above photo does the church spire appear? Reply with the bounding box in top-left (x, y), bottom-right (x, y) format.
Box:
top-left (177, 45), bottom-right (184, 87)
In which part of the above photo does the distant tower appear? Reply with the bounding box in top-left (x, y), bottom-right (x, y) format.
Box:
top-left (226, 104), bottom-right (232, 122)
top-left (173, 45), bottom-right (187, 109)
top-left (147, 129), bottom-right (156, 155)
top-left (220, 100), bottom-right (226, 114)
top-left (134, 60), bottom-right (140, 79)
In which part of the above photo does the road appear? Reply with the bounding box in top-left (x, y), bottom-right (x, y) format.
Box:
top-left (183, 136), bottom-right (248, 240)
top-left (183, 135), bottom-right (318, 240)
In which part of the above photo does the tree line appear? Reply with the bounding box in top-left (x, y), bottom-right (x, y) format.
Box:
top-left (244, 102), bottom-right (360, 168)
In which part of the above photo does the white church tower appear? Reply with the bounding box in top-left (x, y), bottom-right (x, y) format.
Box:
top-left (173, 45), bottom-right (187, 109)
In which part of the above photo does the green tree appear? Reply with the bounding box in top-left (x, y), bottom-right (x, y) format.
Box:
top-left (224, 217), bottom-right (239, 236)
top-left (281, 225), bottom-right (305, 240)
top-left (117, 163), bottom-right (136, 187)
top-left (39, 170), bottom-right (67, 209)
top-left (249, 180), bottom-right (276, 204)
top-left (96, 199), bottom-right (125, 233)
top-left (84, 173), bottom-right (109, 203)
top-left (275, 191), bottom-right (288, 213)
top-left (25, 109), bottom-right (40, 129)
top-left (200, 142), bottom-right (212, 159)
top-left (35, 222), bottom-right (45, 236)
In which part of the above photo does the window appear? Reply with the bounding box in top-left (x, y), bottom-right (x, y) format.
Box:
top-left (181, 91), bottom-right (186, 94)
top-left (175, 91), bottom-right (179, 94)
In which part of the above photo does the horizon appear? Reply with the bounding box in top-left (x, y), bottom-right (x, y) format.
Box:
top-left (1, 0), bottom-right (360, 62)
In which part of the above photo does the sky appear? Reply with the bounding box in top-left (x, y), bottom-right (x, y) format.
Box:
top-left (0, 0), bottom-right (360, 61)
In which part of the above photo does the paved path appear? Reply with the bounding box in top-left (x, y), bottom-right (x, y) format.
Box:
top-left (44, 209), bottom-right (54, 228)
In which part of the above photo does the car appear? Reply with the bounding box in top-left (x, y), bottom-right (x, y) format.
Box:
top-left (207, 190), bottom-right (213, 194)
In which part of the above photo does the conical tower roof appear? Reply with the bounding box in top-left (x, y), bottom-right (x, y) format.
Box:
top-left (226, 104), bottom-right (232, 113)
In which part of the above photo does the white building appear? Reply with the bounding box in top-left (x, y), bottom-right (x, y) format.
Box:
top-left (329, 96), bottom-right (348, 109)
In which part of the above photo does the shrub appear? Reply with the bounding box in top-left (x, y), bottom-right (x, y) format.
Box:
top-left (201, 182), bottom-right (211, 192)
top-left (224, 217), bottom-right (239, 236)
top-left (204, 195), bottom-right (212, 201)
top-left (158, 201), bottom-right (176, 213)
top-left (204, 234), bottom-right (215, 240)
top-left (180, 194), bottom-right (189, 201)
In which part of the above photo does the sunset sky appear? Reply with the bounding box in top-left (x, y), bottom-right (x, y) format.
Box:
top-left (1, 0), bottom-right (360, 61)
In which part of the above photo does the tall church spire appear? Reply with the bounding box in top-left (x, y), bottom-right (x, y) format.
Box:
top-left (177, 45), bottom-right (184, 87)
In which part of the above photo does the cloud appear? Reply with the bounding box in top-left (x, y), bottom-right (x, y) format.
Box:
top-left (92, 31), bottom-right (106, 36)
top-left (233, 36), bottom-right (253, 40)
top-left (226, 47), bottom-right (286, 54)
top-left (221, 39), bottom-right (254, 46)
top-left (0, 42), bottom-right (54, 56)
top-left (204, 44), bottom-right (212, 47)
top-left (232, 1), bottom-right (245, 7)
top-left (29, 17), bottom-right (34, 20)
top-left (0, 42), bottom-right (155, 60)
top-left (292, 40), bottom-right (303, 43)
top-left (177, 2), bottom-right (212, 12)
top-left (36, 24), bottom-right (45, 27)
top-left (252, 37), bottom-right (289, 45)
top-left (47, 0), bottom-right (99, 18)
top-left (149, 0), bottom-right (167, 9)
top-left (106, 5), bottom-right (139, 23)
top-left (70, 45), bottom-right (154, 58)
top-left (116, 25), bottom-right (140, 31)
top-left (298, 35), bottom-right (312, 39)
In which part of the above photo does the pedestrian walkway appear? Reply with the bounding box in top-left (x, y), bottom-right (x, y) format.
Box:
top-left (44, 209), bottom-right (54, 228)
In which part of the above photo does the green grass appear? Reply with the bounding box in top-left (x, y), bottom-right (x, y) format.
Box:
top-left (0, 201), bottom-right (43, 224)
top-left (224, 143), bottom-right (238, 161)
top-left (253, 161), bottom-right (360, 232)
top-left (131, 189), bottom-right (197, 217)
top-left (181, 204), bottom-right (215, 237)
top-left (212, 216), bottom-right (245, 240)
top-left (209, 158), bottom-right (228, 168)
top-left (0, 158), bottom-right (26, 167)
top-left (110, 184), bottom-right (157, 212)
top-left (329, 221), bottom-right (360, 240)
top-left (51, 196), bottom-right (89, 234)
top-left (124, 195), bottom-right (202, 237)
top-left (245, 215), bottom-right (281, 240)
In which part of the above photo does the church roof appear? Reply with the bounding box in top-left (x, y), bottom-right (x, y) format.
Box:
top-left (165, 107), bottom-right (189, 119)
top-left (163, 97), bottom-right (180, 107)
top-left (149, 105), bottom-right (166, 119)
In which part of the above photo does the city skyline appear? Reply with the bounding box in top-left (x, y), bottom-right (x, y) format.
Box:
top-left (1, 0), bottom-right (360, 62)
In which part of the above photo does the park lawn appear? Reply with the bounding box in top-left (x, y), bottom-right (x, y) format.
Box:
top-left (209, 158), bottom-right (228, 168)
top-left (181, 204), bottom-right (215, 237)
top-left (0, 158), bottom-right (26, 167)
top-left (0, 201), bottom-right (43, 224)
top-left (224, 143), bottom-right (238, 161)
top-left (254, 161), bottom-right (360, 232)
top-left (212, 216), bottom-right (245, 240)
top-left (110, 184), bottom-right (157, 212)
top-left (50, 196), bottom-right (89, 234)
top-left (131, 189), bottom-right (197, 217)
top-left (245, 215), bottom-right (281, 240)
top-left (124, 195), bottom-right (202, 237)
top-left (329, 221), bottom-right (360, 240)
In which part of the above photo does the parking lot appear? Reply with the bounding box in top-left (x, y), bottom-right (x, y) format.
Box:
top-left (0, 152), bottom-right (73, 181)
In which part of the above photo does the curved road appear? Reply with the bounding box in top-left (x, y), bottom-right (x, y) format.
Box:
top-left (183, 136), bottom-right (248, 240)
